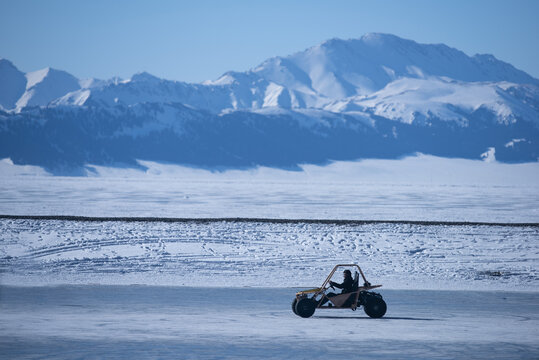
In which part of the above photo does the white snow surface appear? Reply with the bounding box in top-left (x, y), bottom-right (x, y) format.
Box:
top-left (1, 218), bottom-right (537, 291)
top-left (1, 154), bottom-right (538, 291)
top-left (1, 154), bottom-right (538, 222)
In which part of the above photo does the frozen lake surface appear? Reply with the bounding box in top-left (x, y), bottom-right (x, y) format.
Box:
top-left (1, 286), bottom-right (538, 359)
top-left (1, 155), bottom-right (539, 222)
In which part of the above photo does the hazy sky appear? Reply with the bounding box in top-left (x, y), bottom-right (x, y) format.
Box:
top-left (1, 0), bottom-right (538, 83)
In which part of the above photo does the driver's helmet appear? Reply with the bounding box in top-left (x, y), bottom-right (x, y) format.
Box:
top-left (343, 269), bottom-right (352, 277)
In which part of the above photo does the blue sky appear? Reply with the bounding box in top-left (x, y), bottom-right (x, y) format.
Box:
top-left (1, 0), bottom-right (538, 83)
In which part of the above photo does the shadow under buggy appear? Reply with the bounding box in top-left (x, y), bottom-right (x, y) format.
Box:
top-left (292, 264), bottom-right (387, 318)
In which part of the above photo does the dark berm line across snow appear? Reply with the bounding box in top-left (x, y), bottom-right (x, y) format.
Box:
top-left (1, 214), bottom-right (537, 227)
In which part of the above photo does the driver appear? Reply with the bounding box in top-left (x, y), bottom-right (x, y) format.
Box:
top-left (320, 269), bottom-right (354, 305)
top-left (330, 269), bottom-right (354, 294)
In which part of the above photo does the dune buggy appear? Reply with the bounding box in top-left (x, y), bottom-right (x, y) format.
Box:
top-left (292, 264), bottom-right (387, 318)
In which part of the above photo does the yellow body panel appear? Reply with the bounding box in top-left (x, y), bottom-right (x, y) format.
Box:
top-left (296, 288), bottom-right (322, 295)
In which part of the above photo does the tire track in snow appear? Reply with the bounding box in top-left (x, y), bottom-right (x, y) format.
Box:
top-left (1, 218), bottom-right (538, 288)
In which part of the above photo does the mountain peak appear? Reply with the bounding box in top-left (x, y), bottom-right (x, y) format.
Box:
top-left (0, 58), bottom-right (26, 109)
top-left (319, 37), bottom-right (346, 47)
top-left (360, 32), bottom-right (406, 43)
top-left (317, 33), bottom-right (405, 48)
top-left (16, 67), bottom-right (81, 109)
top-left (130, 72), bottom-right (161, 83)
top-left (0, 58), bottom-right (19, 70)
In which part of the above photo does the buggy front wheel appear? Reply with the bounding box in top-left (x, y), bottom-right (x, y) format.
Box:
top-left (295, 298), bottom-right (316, 318)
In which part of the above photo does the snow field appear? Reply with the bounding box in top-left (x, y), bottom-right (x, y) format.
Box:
top-left (1, 155), bottom-right (539, 223)
top-left (1, 219), bottom-right (537, 290)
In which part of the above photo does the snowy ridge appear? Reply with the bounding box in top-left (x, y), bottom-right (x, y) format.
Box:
top-left (248, 33), bottom-right (539, 107)
top-left (325, 77), bottom-right (539, 125)
top-left (2, 33), bottom-right (538, 115)
top-left (16, 67), bottom-right (81, 109)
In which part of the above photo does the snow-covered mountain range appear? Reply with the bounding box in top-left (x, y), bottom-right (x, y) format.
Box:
top-left (1, 33), bottom-right (538, 173)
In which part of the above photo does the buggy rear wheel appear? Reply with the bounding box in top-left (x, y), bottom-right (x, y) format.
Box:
top-left (295, 298), bottom-right (316, 318)
top-left (364, 296), bottom-right (387, 318)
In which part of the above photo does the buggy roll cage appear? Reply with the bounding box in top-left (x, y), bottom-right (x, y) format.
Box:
top-left (295, 264), bottom-right (382, 310)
